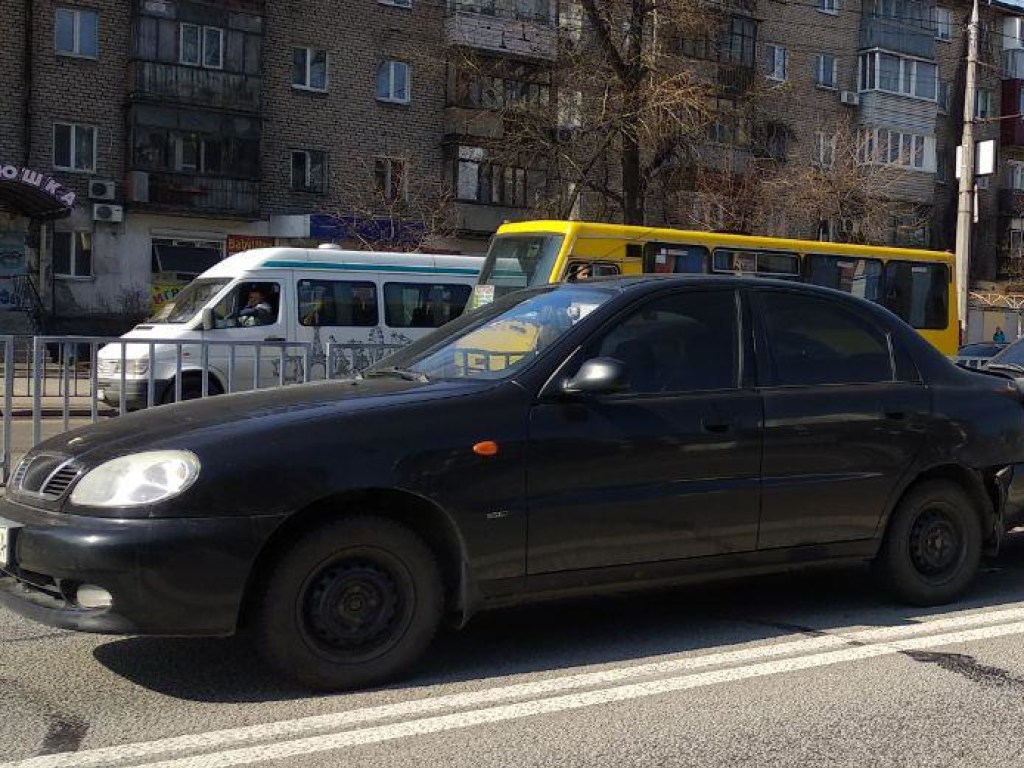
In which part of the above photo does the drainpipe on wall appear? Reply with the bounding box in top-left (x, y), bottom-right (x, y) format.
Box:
top-left (23, 0), bottom-right (33, 166)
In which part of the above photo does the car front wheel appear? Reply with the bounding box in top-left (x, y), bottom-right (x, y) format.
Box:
top-left (255, 516), bottom-right (444, 691)
top-left (875, 479), bottom-right (982, 606)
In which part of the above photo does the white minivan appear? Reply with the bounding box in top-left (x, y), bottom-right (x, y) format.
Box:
top-left (96, 246), bottom-right (483, 409)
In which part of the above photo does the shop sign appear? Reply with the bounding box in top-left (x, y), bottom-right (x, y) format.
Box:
top-left (227, 235), bottom-right (275, 256)
top-left (0, 163), bottom-right (76, 208)
top-left (151, 282), bottom-right (184, 309)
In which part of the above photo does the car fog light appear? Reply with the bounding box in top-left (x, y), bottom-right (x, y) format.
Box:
top-left (76, 585), bottom-right (112, 609)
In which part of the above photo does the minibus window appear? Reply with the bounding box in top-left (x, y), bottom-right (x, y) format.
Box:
top-left (384, 283), bottom-right (472, 328)
top-left (712, 249), bottom-right (800, 278)
top-left (157, 278), bottom-right (231, 324)
top-left (477, 234), bottom-right (565, 299)
top-left (644, 243), bottom-right (708, 274)
top-left (298, 280), bottom-right (379, 327)
top-left (807, 255), bottom-right (883, 303)
top-left (883, 261), bottom-right (949, 330)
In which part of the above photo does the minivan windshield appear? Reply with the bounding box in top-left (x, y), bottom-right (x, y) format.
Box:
top-left (151, 278), bottom-right (231, 324)
top-left (475, 234), bottom-right (565, 303)
top-left (367, 284), bottom-right (614, 381)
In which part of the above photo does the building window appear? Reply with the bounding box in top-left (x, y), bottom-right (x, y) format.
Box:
top-left (858, 126), bottom-right (935, 171)
top-left (179, 24), bottom-right (223, 69)
top-left (858, 51), bottom-right (936, 101)
top-left (379, 0), bottom-right (412, 7)
top-left (53, 123), bottom-right (96, 172)
top-left (975, 89), bottom-right (994, 119)
top-left (293, 47), bottom-right (328, 91)
top-left (290, 150), bottom-right (327, 193)
top-left (936, 145), bottom-right (946, 183)
top-left (938, 80), bottom-right (951, 113)
top-left (1009, 161), bottom-right (1024, 191)
top-left (52, 231), bottom-right (92, 278)
top-left (933, 7), bottom-right (952, 40)
top-left (55, 8), bottom-right (98, 58)
top-left (454, 146), bottom-right (544, 208)
top-left (171, 134), bottom-right (224, 174)
top-left (376, 60), bottom-right (410, 103)
top-left (452, 64), bottom-right (551, 110)
top-left (815, 54), bottom-right (837, 88)
top-left (814, 131), bottom-right (837, 168)
top-left (374, 158), bottom-right (407, 201)
top-left (818, 0), bottom-right (838, 13)
top-left (764, 44), bottom-right (787, 81)
top-left (721, 17), bottom-right (757, 67)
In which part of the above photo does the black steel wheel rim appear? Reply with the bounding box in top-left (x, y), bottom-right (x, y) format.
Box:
top-left (908, 507), bottom-right (963, 580)
top-left (299, 556), bottom-right (408, 663)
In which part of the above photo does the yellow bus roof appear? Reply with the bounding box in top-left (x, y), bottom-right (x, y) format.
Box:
top-left (495, 220), bottom-right (952, 264)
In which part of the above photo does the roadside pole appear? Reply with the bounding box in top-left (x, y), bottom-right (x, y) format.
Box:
top-left (955, 0), bottom-right (980, 342)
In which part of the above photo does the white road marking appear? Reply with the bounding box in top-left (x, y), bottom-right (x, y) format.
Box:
top-left (7, 605), bottom-right (1024, 768)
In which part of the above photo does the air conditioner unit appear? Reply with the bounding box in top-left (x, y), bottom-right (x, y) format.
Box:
top-left (93, 203), bottom-right (124, 223)
top-left (127, 170), bottom-right (150, 203)
top-left (840, 91), bottom-right (860, 106)
top-left (89, 180), bottom-right (116, 201)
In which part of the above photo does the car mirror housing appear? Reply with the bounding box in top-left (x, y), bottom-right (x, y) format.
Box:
top-left (562, 357), bottom-right (630, 395)
top-left (201, 307), bottom-right (215, 332)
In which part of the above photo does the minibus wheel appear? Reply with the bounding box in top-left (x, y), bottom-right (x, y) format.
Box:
top-left (160, 374), bottom-right (223, 404)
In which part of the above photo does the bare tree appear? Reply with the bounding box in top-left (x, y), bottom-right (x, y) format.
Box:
top-left (330, 154), bottom-right (460, 252)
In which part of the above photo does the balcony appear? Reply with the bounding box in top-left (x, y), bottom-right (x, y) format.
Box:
top-left (446, 0), bottom-right (557, 61)
top-left (129, 62), bottom-right (262, 114)
top-left (860, 13), bottom-right (935, 60)
top-left (1005, 50), bottom-right (1024, 80)
top-left (130, 172), bottom-right (259, 218)
top-left (1002, 80), bottom-right (1024, 146)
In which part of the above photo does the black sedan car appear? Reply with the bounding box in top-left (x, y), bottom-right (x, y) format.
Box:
top-left (3, 276), bottom-right (1024, 691)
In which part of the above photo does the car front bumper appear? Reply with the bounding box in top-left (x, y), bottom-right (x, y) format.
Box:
top-left (0, 498), bottom-right (284, 636)
top-left (97, 378), bottom-right (164, 410)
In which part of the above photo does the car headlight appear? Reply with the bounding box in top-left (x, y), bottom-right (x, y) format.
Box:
top-left (70, 450), bottom-right (201, 508)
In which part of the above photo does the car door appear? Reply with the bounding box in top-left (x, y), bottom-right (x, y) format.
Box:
top-left (525, 287), bottom-right (763, 575)
top-left (206, 278), bottom-right (288, 391)
top-left (752, 288), bottom-right (930, 549)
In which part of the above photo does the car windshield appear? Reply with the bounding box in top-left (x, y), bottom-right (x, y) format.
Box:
top-left (367, 284), bottom-right (614, 381)
top-left (988, 339), bottom-right (1024, 367)
top-left (474, 234), bottom-right (566, 306)
top-left (151, 278), bottom-right (231, 324)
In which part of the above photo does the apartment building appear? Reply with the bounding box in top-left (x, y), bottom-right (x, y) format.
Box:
top-left (1, 0), bottom-right (1023, 333)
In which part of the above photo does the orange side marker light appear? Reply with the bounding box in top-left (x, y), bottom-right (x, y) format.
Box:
top-left (473, 441), bottom-right (500, 457)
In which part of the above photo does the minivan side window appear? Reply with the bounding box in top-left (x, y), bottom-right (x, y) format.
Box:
top-left (383, 283), bottom-right (472, 328)
top-left (210, 281), bottom-right (281, 328)
top-left (298, 280), bottom-right (378, 327)
top-left (590, 290), bottom-right (738, 394)
top-left (758, 291), bottom-right (893, 386)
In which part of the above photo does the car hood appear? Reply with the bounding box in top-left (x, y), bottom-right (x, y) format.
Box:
top-left (35, 377), bottom-right (492, 464)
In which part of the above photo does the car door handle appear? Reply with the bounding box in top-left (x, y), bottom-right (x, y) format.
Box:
top-left (884, 410), bottom-right (907, 421)
top-left (264, 336), bottom-right (286, 342)
top-left (702, 418), bottom-right (735, 433)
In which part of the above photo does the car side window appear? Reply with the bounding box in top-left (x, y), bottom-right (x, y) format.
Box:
top-left (588, 290), bottom-right (738, 394)
top-left (210, 281), bottom-right (281, 329)
top-left (758, 291), bottom-right (894, 386)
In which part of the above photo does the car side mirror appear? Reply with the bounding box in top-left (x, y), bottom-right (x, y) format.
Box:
top-left (201, 307), bottom-right (215, 332)
top-left (562, 357), bottom-right (630, 395)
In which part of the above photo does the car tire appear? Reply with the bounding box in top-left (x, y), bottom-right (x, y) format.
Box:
top-left (160, 375), bottom-right (222, 404)
top-left (875, 480), bottom-right (982, 606)
top-left (254, 516), bottom-right (444, 691)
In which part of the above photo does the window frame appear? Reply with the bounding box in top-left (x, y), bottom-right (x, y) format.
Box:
top-left (290, 149), bottom-right (328, 194)
top-left (297, 279), bottom-right (380, 328)
top-left (858, 50), bottom-right (937, 102)
top-left (293, 47), bottom-right (329, 92)
top-left (815, 53), bottom-right (838, 89)
top-left (52, 122), bottom-right (97, 172)
top-left (55, 7), bottom-right (99, 59)
top-left (934, 7), bottom-right (952, 41)
top-left (374, 157), bottom-right (408, 202)
top-left (377, 60), bottom-right (411, 104)
top-left (52, 230), bottom-right (93, 279)
top-left (753, 288), bottom-right (898, 388)
top-left (817, 0), bottom-right (839, 14)
top-left (764, 44), bottom-right (788, 82)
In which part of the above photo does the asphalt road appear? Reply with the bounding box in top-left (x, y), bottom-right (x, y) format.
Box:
top-left (4, 535), bottom-right (1024, 768)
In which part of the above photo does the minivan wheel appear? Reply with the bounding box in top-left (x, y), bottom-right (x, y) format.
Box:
top-left (875, 480), bottom-right (981, 606)
top-left (255, 516), bottom-right (443, 691)
top-left (160, 375), bottom-right (222, 404)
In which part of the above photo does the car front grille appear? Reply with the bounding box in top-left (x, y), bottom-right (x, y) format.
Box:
top-left (12, 454), bottom-right (81, 500)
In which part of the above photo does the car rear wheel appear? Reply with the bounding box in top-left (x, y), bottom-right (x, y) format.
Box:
top-left (255, 516), bottom-right (443, 691)
top-left (875, 480), bottom-right (982, 606)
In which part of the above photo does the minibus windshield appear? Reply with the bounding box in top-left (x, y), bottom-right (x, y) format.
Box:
top-left (475, 234), bottom-right (565, 304)
top-left (152, 278), bottom-right (231, 324)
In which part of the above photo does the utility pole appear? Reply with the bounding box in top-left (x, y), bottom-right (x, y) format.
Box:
top-left (955, 0), bottom-right (980, 342)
